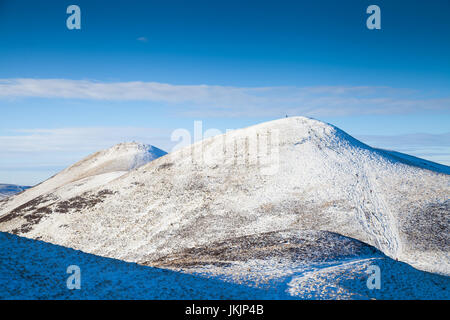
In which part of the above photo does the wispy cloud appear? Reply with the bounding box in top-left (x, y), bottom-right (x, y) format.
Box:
top-left (0, 127), bottom-right (448, 186)
top-left (136, 36), bottom-right (148, 42)
top-left (0, 78), bottom-right (449, 117)
top-left (0, 127), bottom-right (172, 153)
top-left (357, 132), bottom-right (450, 166)
top-left (0, 127), bottom-right (174, 185)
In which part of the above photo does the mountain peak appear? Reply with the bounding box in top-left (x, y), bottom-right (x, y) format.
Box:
top-left (66, 142), bottom-right (167, 173)
top-left (0, 118), bottom-right (448, 278)
top-left (0, 142), bottom-right (167, 217)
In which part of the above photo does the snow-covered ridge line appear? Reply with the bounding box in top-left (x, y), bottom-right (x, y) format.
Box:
top-left (0, 117), bottom-right (448, 277)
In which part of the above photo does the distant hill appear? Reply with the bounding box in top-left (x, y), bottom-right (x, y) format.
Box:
top-left (0, 142), bottom-right (166, 214)
top-left (0, 117), bottom-right (448, 299)
top-left (0, 184), bottom-right (31, 200)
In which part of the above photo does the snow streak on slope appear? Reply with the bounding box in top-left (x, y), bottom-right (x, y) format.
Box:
top-left (0, 117), bottom-right (448, 278)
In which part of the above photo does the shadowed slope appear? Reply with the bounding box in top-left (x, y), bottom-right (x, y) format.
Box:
top-left (0, 232), bottom-right (279, 300)
top-left (1, 231), bottom-right (448, 300)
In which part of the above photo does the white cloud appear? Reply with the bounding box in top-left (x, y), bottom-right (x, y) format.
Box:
top-left (0, 127), bottom-right (174, 185)
top-left (0, 127), bottom-right (172, 153)
top-left (0, 79), bottom-right (449, 117)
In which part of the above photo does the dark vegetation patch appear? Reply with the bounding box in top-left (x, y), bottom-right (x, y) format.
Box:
top-left (0, 195), bottom-right (54, 224)
top-left (12, 207), bottom-right (53, 234)
top-left (0, 195), bottom-right (57, 235)
top-left (401, 200), bottom-right (449, 251)
top-left (131, 182), bottom-right (145, 187)
top-left (55, 189), bottom-right (116, 214)
top-left (148, 230), bottom-right (381, 268)
top-left (158, 162), bottom-right (174, 170)
top-left (0, 190), bottom-right (116, 235)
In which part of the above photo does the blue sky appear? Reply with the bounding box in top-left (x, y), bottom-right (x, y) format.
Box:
top-left (0, 0), bottom-right (449, 185)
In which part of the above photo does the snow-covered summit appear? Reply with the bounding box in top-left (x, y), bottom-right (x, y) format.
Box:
top-left (0, 117), bottom-right (448, 277)
top-left (0, 142), bottom-right (167, 216)
top-left (63, 142), bottom-right (167, 175)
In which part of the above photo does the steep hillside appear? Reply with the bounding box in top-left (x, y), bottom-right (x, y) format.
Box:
top-left (0, 117), bottom-right (448, 278)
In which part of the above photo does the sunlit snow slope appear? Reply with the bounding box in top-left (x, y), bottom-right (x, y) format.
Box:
top-left (0, 142), bottom-right (166, 218)
top-left (0, 117), bottom-right (448, 277)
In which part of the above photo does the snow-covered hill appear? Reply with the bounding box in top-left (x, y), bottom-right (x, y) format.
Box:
top-left (0, 142), bottom-right (166, 217)
top-left (0, 117), bottom-right (448, 284)
top-left (0, 184), bottom-right (30, 200)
